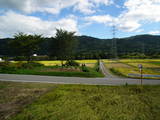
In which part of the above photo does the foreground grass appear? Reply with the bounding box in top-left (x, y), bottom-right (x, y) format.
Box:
top-left (0, 82), bottom-right (56, 120)
top-left (0, 82), bottom-right (159, 120)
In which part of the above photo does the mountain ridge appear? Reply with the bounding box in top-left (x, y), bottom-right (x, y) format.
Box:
top-left (0, 34), bottom-right (160, 58)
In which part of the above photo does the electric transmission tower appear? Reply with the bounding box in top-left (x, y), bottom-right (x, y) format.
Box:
top-left (111, 25), bottom-right (118, 59)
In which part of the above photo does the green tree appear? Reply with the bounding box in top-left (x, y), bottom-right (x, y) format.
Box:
top-left (9, 32), bottom-right (43, 62)
top-left (50, 29), bottom-right (77, 65)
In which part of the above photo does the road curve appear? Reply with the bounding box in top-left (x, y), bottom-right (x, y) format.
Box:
top-left (0, 74), bottom-right (160, 85)
top-left (99, 61), bottom-right (118, 78)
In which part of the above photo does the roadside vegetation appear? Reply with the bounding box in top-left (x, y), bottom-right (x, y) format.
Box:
top-left (103, 59), bottom-right (160, 79)
top-left (0, 60), bottom-right (104, 78)
top-left (0, 82), bottom-right (159, 120)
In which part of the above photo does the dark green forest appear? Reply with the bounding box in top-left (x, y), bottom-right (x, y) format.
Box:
top-left (0, 34), bottom-right (160, 59)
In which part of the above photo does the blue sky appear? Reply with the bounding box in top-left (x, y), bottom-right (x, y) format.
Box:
top-left (0, 0), bottom-right (160, 39)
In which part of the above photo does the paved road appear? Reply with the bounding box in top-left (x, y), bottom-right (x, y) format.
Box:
top-left (100, 61), bottom-right (119, 78)
top-left (0, 73), bottom-right (160, 85)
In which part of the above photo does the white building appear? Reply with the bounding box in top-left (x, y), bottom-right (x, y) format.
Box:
top-left (33, 54), bottom-right (37, 57)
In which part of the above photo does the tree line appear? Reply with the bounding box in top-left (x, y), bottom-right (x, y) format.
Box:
top-left (8, 29), bottom-right (77, 62)
top-left (0, 32), bottom-right (160, 60)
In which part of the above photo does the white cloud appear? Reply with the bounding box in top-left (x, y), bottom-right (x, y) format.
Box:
top-left (84, 0), bottom-right (160, 32)
top-left (118, 0), bottom-right (160, 31)
top-left (84, 15), bottom-right (141, 32)
top-left (85, 15), bottom-right (113, 24)
top-left (148, 30), bottom-right (160, 35)
top-left (116, 20), bottom-right (141, 32)
top-left (123, 0), bottom-right (160, 22)
top-left (0, 0), bottom-right (112, 14)
top-left (0, 11), bottom-right (78, 38)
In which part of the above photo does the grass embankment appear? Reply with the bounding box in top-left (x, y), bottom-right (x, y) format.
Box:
top-left (103, 59), bottom-right (160, 79)
top-left (0, 82), bottom-right (159, 120)
top-left (0, 60), bottom-right (104, 78)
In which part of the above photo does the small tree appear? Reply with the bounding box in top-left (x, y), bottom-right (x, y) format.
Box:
top-left (9, 32), bottom-right (43, 62)
top-left (50, 29), bottom-right (77, 65)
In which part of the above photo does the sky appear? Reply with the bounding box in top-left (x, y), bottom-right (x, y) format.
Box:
top-left (0, 0), bottom-right (160, 39)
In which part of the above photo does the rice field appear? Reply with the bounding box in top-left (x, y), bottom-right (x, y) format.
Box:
top-left (119, 59), bottom-right (160, 63)
top-left (37, 61), bottom-right (62, 66)
top-left (103, 59), bottom-right (160, 79)
top-left (11, 60), bottom-right (97, 68)
top-left (38, 60), bottom-right (96, 67)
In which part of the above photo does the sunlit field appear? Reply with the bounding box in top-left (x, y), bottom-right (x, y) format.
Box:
top-left (12, 60), bottom-right (97, 68)
top-left (37, 61), bottom-right (62, 66)
top-left (103, 59), bottom-right (160, 79)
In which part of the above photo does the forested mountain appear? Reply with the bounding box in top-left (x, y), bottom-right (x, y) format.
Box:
top-left (0, 34), bottom-right (160, 59)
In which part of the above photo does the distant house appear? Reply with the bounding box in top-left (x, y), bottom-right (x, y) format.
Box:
top-left (0, 58), bottom-right (3, 61)
top-left (33, 54), bottom-right (37, 57)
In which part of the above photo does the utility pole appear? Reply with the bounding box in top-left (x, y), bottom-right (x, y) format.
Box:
top-left (138, 64), bottom-right (143, 85)
top-left (141, 39), bottom-right (145, 53)
top-left (111, 25), bottom-right (118, 59)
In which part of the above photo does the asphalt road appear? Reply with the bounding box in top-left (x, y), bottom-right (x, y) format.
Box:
top-left (0, 73), bottom-right (160, 85)
top-left (100, 61), bottom-right (119, 78)
top-left (0, 62), bottom-right (160, 85)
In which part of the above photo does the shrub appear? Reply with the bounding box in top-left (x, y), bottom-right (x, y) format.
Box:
top-left (96, 67), bottom-right (100, 72)
top-left (21, 62), bottom-right (44, 69)
top-left (0, 62), bottom-right (9, 67)
top-left (95, 60), bottom-right (100, 72)
top-left (65, 60), bottom-right (79, 66)
top-left (14, 56), bottom-right (27, 61)
top-left (1, 66), bottom-right (17, 72)
top-left (81, 64), bottom-right (89, 72)
top-left (0, 62), bottom-right (17, 72)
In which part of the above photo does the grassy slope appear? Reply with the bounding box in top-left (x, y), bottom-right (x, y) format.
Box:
top-left (5, 84), bottom-right (160, 120)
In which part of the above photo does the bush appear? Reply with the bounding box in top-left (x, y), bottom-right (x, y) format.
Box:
top-left (96, 67), bottom-right (100, 72)
top-left (21, 62), bottom-right (44, 69)
top-left (65, 60), bottom-right (79, 66)
top-left (0, 62), bottom-right (17, 72)
top-left (0, 62), bottom-right (9, 67)
top-left (14, 56), bottom-right (27, 61)
top-left (95, 60), bottom-right (100, 72)
top-left (1, 66), bottom-right (17, 72)
top-left (81, 64), bottom-right (89, 72)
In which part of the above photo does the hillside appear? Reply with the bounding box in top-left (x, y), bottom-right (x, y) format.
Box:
top-left (0, 34), bottom-right (160, 58)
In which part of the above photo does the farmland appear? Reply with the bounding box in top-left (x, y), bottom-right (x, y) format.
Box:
top-left (103, 59), bottom-right (160, 79)
top-left (0, 81), bottom-right (160, 120)
top-left (0, 60), bottom-right (103, 78)
top-left (37, 60), bottom-right (97, 68)
top-left (1, 59), bottom-right (160, 79)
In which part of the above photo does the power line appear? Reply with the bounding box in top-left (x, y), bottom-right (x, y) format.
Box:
top-left (111, 25), bottom-right (118, 59)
